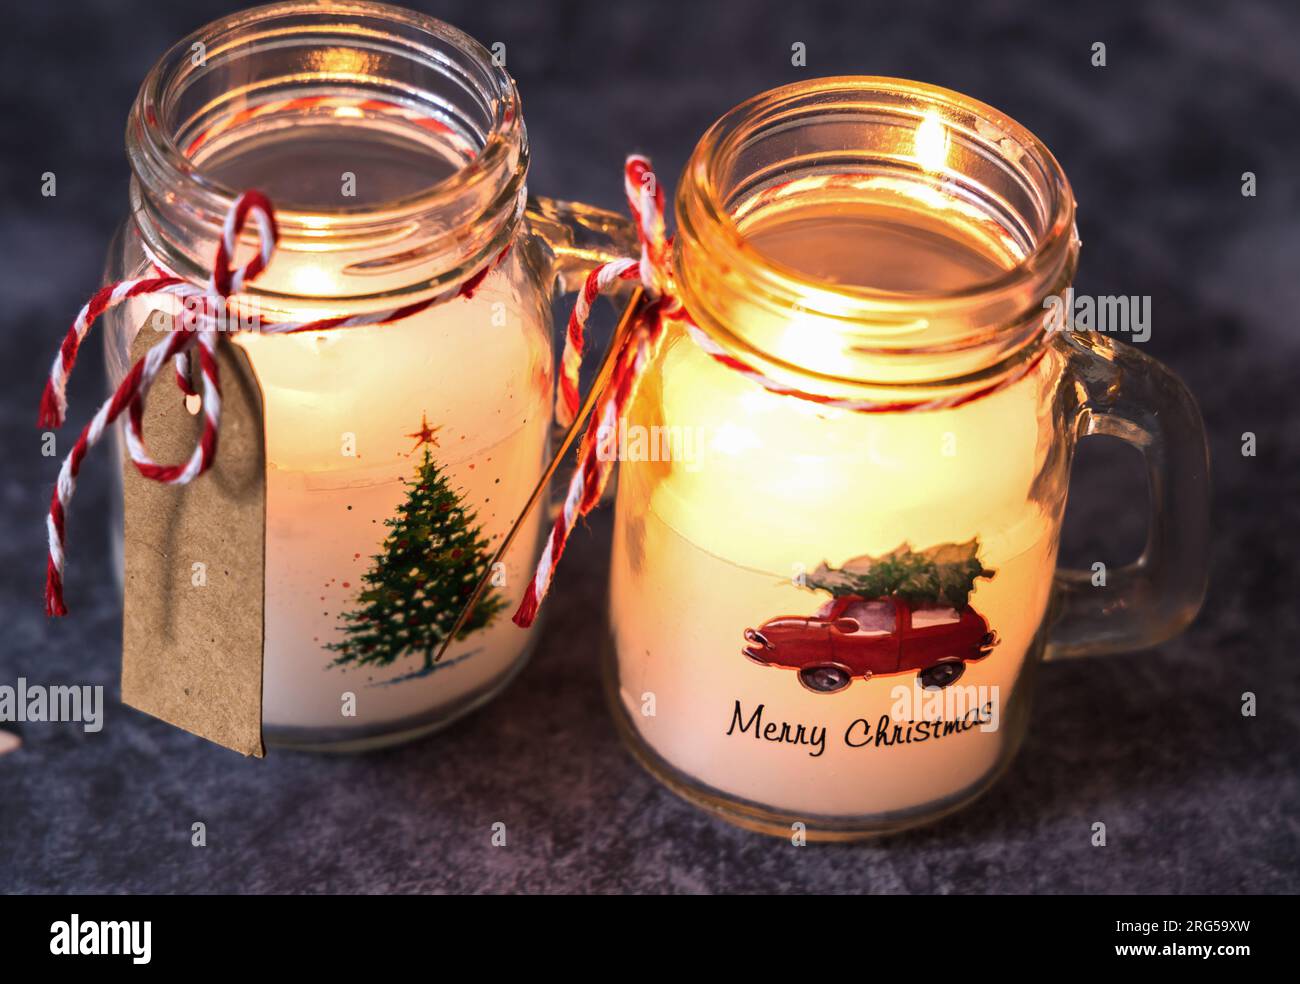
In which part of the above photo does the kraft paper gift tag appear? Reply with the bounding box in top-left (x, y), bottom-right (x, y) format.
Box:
top-left (120, 315), bottom-right (266, 757)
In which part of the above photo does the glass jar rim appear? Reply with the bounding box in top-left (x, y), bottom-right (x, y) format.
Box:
top-left (127, 0), bottom-right (526, 299)
top-left (673, 76), bottom-right (1079, 388)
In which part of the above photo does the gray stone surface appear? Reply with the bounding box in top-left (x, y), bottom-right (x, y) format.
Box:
top-left (1, 0), bottom-right (1297, 893)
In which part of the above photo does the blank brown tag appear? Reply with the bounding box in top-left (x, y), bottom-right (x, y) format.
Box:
top-left (120, 315), bottom-right (266, 757)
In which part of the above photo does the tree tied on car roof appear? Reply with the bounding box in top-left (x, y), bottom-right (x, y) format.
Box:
top-left (805, 539), bottom-right (995, 610)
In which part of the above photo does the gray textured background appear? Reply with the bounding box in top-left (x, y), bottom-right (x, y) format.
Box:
top-left (1, 0), bottom-right (1298, 893)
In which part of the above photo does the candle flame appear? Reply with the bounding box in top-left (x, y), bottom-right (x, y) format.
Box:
top-left (709, 420), bottom-right (762, 457)
top-left (913, 111), bottom-right (950, 172)
top-left (288, 263), bottom-right (337, 297)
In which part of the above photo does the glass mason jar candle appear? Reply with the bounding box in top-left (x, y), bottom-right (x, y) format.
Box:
top-left (606, 78), bottom-right (1210, 837)
top-left (103, 1), bottom-right (633, 751)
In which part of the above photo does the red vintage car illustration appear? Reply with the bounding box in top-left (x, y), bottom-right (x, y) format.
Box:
top-left (743, 594), bottom-right (999, 693)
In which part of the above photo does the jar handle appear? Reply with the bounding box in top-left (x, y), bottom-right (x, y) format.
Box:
top-left (525, 194), bottom-right (640, 294)
top-left (1047, 333), bottom-right (1211, 659)
top-left (525, 193), bottom-right (641, 494)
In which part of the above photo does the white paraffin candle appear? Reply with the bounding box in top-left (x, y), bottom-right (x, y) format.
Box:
top-left (170, 117), bottom-right (553, 747)
top-left (609, 196), bottom-right (1066, 820)
top-left (112, 252), bottom-right (549, 744)
top-left (236, 257), bottom-right (549, 736)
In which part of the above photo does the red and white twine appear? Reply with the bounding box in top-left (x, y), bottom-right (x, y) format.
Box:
top-left (183, 95), bottom-right (482, 162)
top-left (40, 190), bottom-right (510, 617)
top-left (515, 157), bottom-right (681, 626)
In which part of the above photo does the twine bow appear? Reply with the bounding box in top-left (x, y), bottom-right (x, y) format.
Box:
top-left (513, 155), bottom-right (685, 626)
top-left (40, 190), bottom-right (509, 616)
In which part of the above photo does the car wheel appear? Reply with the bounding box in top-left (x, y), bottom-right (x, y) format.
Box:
top-left (798, 664), bottom-right (853, 694)
top-left (918, 661), bottom-right (965, 690)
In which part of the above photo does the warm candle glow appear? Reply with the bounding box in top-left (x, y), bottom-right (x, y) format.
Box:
top-left (285, 262), bottom-right (339, 298)
top-left (913, 110), bottom-right (950, 172)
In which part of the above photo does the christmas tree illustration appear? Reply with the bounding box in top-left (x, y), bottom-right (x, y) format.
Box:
top-left (803, 539), bottom-right (994, 609)
top-left (328, 413), bottom-right (504, 673)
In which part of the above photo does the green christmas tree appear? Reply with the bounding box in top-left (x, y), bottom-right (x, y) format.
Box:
top-left (803, 539), bottom-right (994, 609)
top-left (329, 414), bottom-right (504, 672)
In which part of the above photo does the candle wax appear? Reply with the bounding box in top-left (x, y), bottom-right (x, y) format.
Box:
top-left (161, 123), bottom-right (549, 738)
top-left (610, 197), bottom-right (1065, 818)
top-left (236, 275), bottom-right (549, 733)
